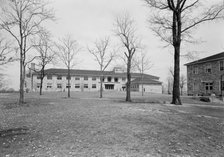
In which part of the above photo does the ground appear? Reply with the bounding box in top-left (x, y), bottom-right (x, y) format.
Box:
top-left (0, 91), bottom-right (224, 157)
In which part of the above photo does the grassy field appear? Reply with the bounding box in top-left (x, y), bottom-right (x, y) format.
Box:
top-left (0, 91), bottom-right (224, 157)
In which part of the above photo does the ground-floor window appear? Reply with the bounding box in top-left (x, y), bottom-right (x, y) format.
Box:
top-left (66, 84), bottom-right (71, 88)
top-left (75, 84), bottom-right (80, 88)
top-left (221, 81), bottom-right (224, 90)
top-left (47, 83), bottom-right (52, 88)
top-left (84, 84), bottom-right (88, 88)
top-left (92, 84), bottom-right (96, 88)
top-left (37, 83), bottom-right (40, 88)
top-left (57, 84), bottom-right (62, 89)
top-left (205, 82), bottom-right (213, 91)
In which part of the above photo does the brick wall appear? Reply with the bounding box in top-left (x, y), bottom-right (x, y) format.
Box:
top-left (187, 59), bottom-right (224, 96)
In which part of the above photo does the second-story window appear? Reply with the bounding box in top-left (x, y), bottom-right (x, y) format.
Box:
top-left (193, 66), bottom-right (198, 74)
top-left (205, 64), bottom-right (212, 73)
top-left (92, 77), bottom-right (96, 81)
top-left (220, 60), bottom-right (224, 71)
top-left (75, 77), bottom-right (80, 80)
top-left (66, 76), bottom-right (71, 80)
top-left (114, 77), bottom-right (118, 82)
top-left (122, 77), bottom-right (126, 81)
top-left (47, 75), bottom-right (52, 80)
top-left (107, 77), bottom-right (111, 82)
top-left (84, 76), bottom-right (88, 80)
top-left (37, 75), bottom-right (41, 79)
top-left (57, 75), bottom-right (62, 80)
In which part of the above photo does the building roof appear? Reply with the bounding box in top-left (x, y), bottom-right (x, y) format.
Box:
top-left (131, 77), bottom-right (162, 85)
top-left (185, 52), bottom-right (224, 66)
top-left (33, 68), bottom-right (160, 80)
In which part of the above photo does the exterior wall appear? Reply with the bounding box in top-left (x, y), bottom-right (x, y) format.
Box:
top-left (31, 75), bottom-right (129, 92)
top-left (139, 84), bottom-right (162, 94)
top-left (187, 59), bottom-right (224, 96)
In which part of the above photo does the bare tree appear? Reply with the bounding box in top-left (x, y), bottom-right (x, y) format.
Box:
top-left (55, 35), bottom-right (80, 98)
top-left (33, 31), bottom-right (55, 95)
top-left (88, 37), bottom-right (115, 98)
top-left (144, 0), bottom-right (224, 105)
top-left (0, 0), bottom-right (54, 104)
top-left (115, 13), bottom-right (141, 102)
top-left (180, 74), bottom-right (187, 95)
top-left (135, 51), bottom-right (153, 96)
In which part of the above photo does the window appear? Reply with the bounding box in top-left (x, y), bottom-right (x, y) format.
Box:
top-left (37, 83), bottom-right (40, 88)
top-left (57, 84), bottom-right (62, 88)
top-left (92, 84), bottom-right (96, 88)
top-left (92, 77), bottom-right (96, 81)
top-left (37, 75), bottom-right (41, 79)
top-left (47, 83), bottom-right (52, 88)
top-left (122, 77), bottom-right (126, 81)
top-left (205, 82), bottom-right (213, 91)
top-left (84, 84), bottom-right (88, 88)
top-left (47, 75), bottom-right (52, 80)
top-left (75, 84), bottom-right (80, 88)
top-left (84, 76), bottom-right (88, 80)
top-left (107, 77), bottom-right (111, 82)
top-left (114, 78), bottom-right (118, 82)
top-left (205, 64), bottom-right (212, 73)
top-left (220, 60), bottom-right (224, 71)
top-left (66, 84), bottom-right (71, 88)
top-left (102, 78), bottom-right (105, 82)
top-left (193, 66), bottom-right (198, 74)
top-left (75, 77), bottom-right (80, 80)
top-left (57, 75), bottom-right (62, 80)
top-left (66, 76), bottom-right (71, 80)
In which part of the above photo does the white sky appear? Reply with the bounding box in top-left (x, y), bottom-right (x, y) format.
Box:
top-left (2, 0), bottom-right (224, 90)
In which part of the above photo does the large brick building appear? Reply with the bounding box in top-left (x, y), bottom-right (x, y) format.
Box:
top-left (185, 52), bottom-right (224, 96)
top-left (26, 67), bottom-right (162, 93)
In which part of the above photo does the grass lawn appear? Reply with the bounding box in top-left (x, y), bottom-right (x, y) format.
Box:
top-left (0, 91), bottom-right (224, 157)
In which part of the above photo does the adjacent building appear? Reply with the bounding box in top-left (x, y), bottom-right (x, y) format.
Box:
top-left (185, 52), bottom-right (224, 96)
top-left (26, 67), bottom-right (162, 93)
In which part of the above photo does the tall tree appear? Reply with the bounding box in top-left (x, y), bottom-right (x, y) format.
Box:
top-left (55, 35), bottom-right (80, 98)
top-left (135, 51), bottom-right (153, 96)
top-left (115, 13), bottom-right (141, 102)
top-left (0, 0), bottom-right (54, 104)
top-left (33, 31), bottom-right (55, 95)
top-left (144, 0), bottom-right (224, 105)
top-left (88, 37), bottom-right (115, 98)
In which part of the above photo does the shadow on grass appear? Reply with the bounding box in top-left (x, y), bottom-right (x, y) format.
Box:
top-left (0, 127), bottom-right (29, 138)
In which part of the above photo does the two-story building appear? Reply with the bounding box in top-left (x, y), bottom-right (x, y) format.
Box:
top-left (185, 52), bottom-right (224, 96)
top-left (26, 67), bottom-right (162, 93)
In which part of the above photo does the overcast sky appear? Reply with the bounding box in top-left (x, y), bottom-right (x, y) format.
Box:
top-left (2, 0), bottom-right (224, 89)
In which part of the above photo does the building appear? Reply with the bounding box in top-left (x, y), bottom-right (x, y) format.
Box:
top-left (185, 52), bottom-right (224, 96)
top-left (26, 67), bottom-right (162, 93)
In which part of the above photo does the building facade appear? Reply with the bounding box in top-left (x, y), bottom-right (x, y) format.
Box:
top-left (186, 52), bottom-right (224, 96)
top-left (26, 67), bottom-right (162, 93)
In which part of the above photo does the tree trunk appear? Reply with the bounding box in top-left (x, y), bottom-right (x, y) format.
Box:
top-left (68, 68), bottom-right (70, 98)
top-left (19, 58), bottom-right (24, 104)
top-left (126, 58), bottom-right (131, 102)
top-left (171, 45), bottom-right (182, 105)
top-left (100, 75), bottom-right (103, 98)
top-left (40, 77), bottom-right (43, 95)
top-left (141, 73), bottom-right (144, 96)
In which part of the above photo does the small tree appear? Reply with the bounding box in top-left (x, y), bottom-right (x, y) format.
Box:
top-left (0, 0), bottom-right (54, 104)
top-left (55, 35), bottom-right (80, 98)
top-left (33, 32), bottom-right (55, 95)
top-left (144, 0), bottom-right (224, 105)
top-left (180, 74), bottom-right (187, 95)
top-left (115, 13), bottom-right (141, 102)
top-left (88, 37), bottom-right (115, 98)
top-left (135, 51), bottom-right (153, 96)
